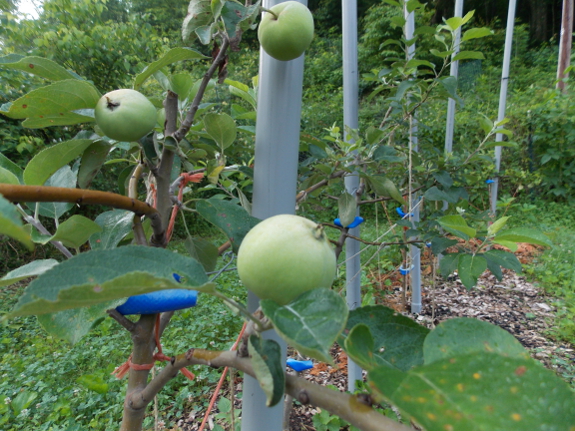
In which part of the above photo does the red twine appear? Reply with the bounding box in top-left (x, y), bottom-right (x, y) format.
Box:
top-left (166, 172), bottom-right (205, 242)
top-left (112, 315), bottom-right (195, 381)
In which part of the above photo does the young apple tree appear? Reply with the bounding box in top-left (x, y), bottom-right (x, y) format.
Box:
top-left (0, 1), bottom-right (573, 430)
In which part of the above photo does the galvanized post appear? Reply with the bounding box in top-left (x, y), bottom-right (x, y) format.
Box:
top-left (241, 1), bottom-right (307, 429)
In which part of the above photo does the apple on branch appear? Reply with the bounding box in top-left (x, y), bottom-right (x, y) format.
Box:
top-left (94, 89), bottom-right (157, 142)
top-left (237, 214), bottom-right (336, 305)
top-left (258, 1), bottom-right (314, 62)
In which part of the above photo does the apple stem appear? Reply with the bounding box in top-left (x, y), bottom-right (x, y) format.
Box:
top-left (260, 7), bottom-right (279, 19)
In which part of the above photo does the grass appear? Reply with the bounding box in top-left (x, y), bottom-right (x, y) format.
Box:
top-left (0, 235), bottom-right (246, 431)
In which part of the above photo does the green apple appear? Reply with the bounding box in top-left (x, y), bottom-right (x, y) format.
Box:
top-left (257, 1), bottom-right (314, 62)
top-left (94, 89), bottom-right (157, 142)
top-left (237, 214), bottom-right (336, 305)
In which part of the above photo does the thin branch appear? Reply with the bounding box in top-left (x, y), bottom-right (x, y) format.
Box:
top-left (174, 34), bottom-right (231, 141)
top-left (296, 170), bottom-right (346, 204)
top-left (15, 204), bottom-right (73, 258)
top-left (135, 350), bottom-right (412, 431)
top-left (0, 184), bottom-right (166, 248)
top-left (107, 309), bottom-right (137, 332)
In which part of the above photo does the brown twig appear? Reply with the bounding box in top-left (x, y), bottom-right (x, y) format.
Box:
top-left (0, 183), bottom-right (166, 248)
top-left (132, 349), bottom-right (412, 431)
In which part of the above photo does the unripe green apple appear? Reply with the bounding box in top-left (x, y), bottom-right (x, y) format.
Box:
top-left (94, 89), bottom-right (157, 142)
top-left (257, 1), bottom-right (314, 62)
top-left (237, 214), bottom-right (336, 305)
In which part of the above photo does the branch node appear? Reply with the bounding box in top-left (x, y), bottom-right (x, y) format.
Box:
top-left (185, 348), bottom-right (195, 361)
top-left (297, 389), bottom-right (310, 405)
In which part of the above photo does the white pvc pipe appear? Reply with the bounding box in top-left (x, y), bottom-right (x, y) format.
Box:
top-left (342, 0), bottom-right (362, 393)
top-left (444, 0), bottom-right (464, 155)
top-left (404, 4), bottom-right (422, 314)
top-left (241, 1), bottom-right (307, 429)
top-left (490, 0), bottom-right (517, 216)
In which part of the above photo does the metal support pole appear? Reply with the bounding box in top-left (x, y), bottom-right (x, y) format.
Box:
top-left (489, 0), bottom-right (517, 216)
top-left (241, 1), bottom-right (307, 429)
top-left (342, 0), bottom-right (362, 393)
top-left (404, 4), bottom-right (422, 314)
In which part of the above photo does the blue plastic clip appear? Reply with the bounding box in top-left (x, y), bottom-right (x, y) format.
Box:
top-left (425, 241), bottom-right (432, 248)
top-left (334, 216), bottom-right (365, 229)
top-left (286, 359), bottom-right (314, 372)
top-left (485, 179), bottom-right (495, 184)
top-left (399, 264), bottom-right (414, 276)
top-left (396, 208), bottom-right (414, 218)
top-left (116, 273), bottom-right (198, 315)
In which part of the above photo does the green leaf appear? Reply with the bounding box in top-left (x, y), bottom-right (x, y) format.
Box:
top-left (78, 141), bottom-right (111, 189)
top-left (22, 111), bottom-right (95, 129)
top-left (203, 113), bottom-right (237, 150)
top-left (0, 153), bottom-right (23, 183)
top-left (36, 165), bottom-right (76, 219)
top-left (196, 198), bottom-right (260, 253)
top-left (493, 228), bottom-right (553, 247)
top-left (457, 254), bottom-right (487, 289)
top-left (23, 139), bottom-right (94, 185)
top-left (487, 216), bottom-right (509, 236)
top-left (439, 253), bottom-right (459, 278)
top-left (445, 16), bottom-right (464, 31)
top-left (76, 374), bottom-right (109, 394)
top-left (424, 318), bottom-right (529, 365)
top-left (248, 335), bottom-right (285, 407)
top-left (43, 215), bottom-right (102, 249)
top-left (169, 73), bottom-right (195, 101)
top-left (261, 288), bottom-right (348, 364)
top-left (338, 192), bottom-right (357, 228)
top-left (372, 145), bottom-right (403, 162)
top-left (7, 246), bottom-right (209, 317)
top-left (182, 0), bottom-right (213, 42)
top-left (483, 249), bottom-right (522, 276)
top-left (0, 80), bottom-right (100, 120)
top-left (439, 76), bottom-right (460, 101)
top-left (11, 391), bottom-right (38, 416)
top-left (483, 140), bottom-right (518, 149)
top-left (366, 175), bottom-right (406, 205)
top-left (0, 259), bottom-right (59, 287)
top-left (134, 48), bottom-right (208, 89)
top-left (0, 194), bottom-right (33, 250)
top-left (369, 352), bottom-right (575, 431)
top-left (0, 166), bottom-right (19, 185)
top-left (89, 210), bottom-right (134, 250)
top-left (184, 236), bottom-right (218, 272)
top-left (452, 51), bottom-right (485, 61)
top-left (221, 1), bottom-right (261, 39)
top-left (37, 302), bottom-right (119, 344)
top-left (340, 305), bottom-right (429, 371)
top-left (365, 126), bottom-right (384, 145)
top-left (437, 215), bottom-right (476, 240)
top-left (0, 54), bottom-right (80, 81)
top-left (424, 186), bottom-right (449, 202)
top-left (430, 237), bottom-right (458, 255)
top-left (226, 79), bottom-right (257, 109)
top-left (461, 27), bottom-right (493, 42)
